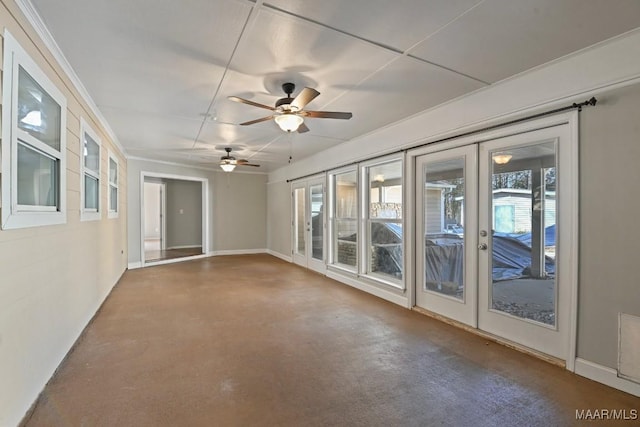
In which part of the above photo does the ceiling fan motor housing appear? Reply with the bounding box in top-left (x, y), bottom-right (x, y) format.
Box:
top-left (275, 96), bottom-right (294, 110)
top-left (275, 82), bottom-right (297, 111)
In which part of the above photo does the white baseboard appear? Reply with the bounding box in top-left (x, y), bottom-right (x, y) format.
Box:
top-left (267, 249), bottom-right (293, 263)
top-left (144, 253), bottom-right (211, 267)
top-left (208, 249), bottom-right (267, 256)
top-left (165, 245), bottom-right (202, 250)
top-left (575, 358), bottom-right (640, 397)
top-left (326, 270), bottom-right (408, 307)
top-left (128, 262), bottom-right (142, 270)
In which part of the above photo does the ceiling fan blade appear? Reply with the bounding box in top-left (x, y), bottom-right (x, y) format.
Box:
top-left (228, 96), bottom-right (276, 111)
top-left (239, 115), bottom-right (274, 126)
top-left (302, 110), bottom-right (352, 120)
top-left (297, 122), bottom-right (310, 133)
top-left (239, 163), bottom-right (260, 167)
top-left (291, 87), bottom-right (320, 110)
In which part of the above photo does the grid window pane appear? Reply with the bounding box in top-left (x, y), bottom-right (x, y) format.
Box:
top-left (110, 186), bottom-right (118, 211)
top-left (84, 175), bottom-right (99, 210)
top-left (370, 221), bottom-right (403, 279)
top-left (109, 158), bottom-right (117, 185)
top-left (335, 171), bottom-right (357, 218)
top-left (367, 160), bottom-right (403, 281)
top-left (17, 143), bottom-right (57, 207)
top-left (18, 66), bottom-right (61, 151)
top-left (335, 219), bottom-right (357, 266)
top-left (84, 135), bottom-right (100, 173)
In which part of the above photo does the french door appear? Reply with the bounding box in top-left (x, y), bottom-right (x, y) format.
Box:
top-left (292, 177), bottom-right (326, 274)
top-left (415, 145), bottom-right (478, 327)
top-left (415, 118), bottom-right (577, 362)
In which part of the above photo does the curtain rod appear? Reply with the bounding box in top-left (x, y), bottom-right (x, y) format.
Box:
top-left (286, 97), bottom-right (597, 183)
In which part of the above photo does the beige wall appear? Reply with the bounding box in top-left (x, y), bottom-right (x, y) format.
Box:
top-left (0, 1), bottom-right (127, 425)
top-left (165, 179), bottom-right (202, 249)
top-left (578, 82), bottom-right (640, 368)
top-left (267, 180), bottom-right (292, 258)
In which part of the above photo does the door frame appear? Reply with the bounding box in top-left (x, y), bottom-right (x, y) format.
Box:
top-left (291, 174), bottom-right (327, 274)
top-left (407, 111), bottom-right (579, 370)
top-left (140, 172), bottom-right (209, 267)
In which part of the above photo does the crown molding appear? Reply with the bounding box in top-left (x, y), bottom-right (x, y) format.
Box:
top-left (14, 0), bottom-right (126, 156)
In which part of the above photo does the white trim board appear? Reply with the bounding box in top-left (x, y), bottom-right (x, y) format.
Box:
top-left (267, 249), bottom-right (293, 263)
top-left (575, 358), bottom-right (640, 397)
top-left (208, 249), bottom-right (267, 256)
top-left (127, 262), bottom-right (142, 270)
top-left (326, 270), bottom-right (409, 308)
top-left (139, 171), bottom-right (210, 268)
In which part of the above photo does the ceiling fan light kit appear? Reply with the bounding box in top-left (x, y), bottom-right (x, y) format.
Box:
top-left (228, 83), bottom-right (352, 134)
top-left (274, 113), bottom-right (304, 132)
top-left (220, 163), bottom-right (236, 172)
top-left (219, 147), bottom-right (260, 172)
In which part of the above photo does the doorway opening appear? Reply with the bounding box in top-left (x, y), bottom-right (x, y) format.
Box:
top-left (141, 173), bottom-right (209, 266)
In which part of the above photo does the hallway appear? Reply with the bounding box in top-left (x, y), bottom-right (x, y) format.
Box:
top-left (23, 255), bottom-right (638, 426)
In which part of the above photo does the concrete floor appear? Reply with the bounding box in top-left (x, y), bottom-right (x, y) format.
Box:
top-left (23, 255), bottom-right (638, 426)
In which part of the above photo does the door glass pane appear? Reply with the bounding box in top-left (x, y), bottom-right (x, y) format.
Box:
top-left (84, 134), bottom-right (100, 173)
top-left (423, 158), bottom-right (465, 299)
top-left (310, 184), bottom-right (323, 261)
top-left (84, 175), bottom-right (99, 210)
top-left (294, 188), bottom-right (305, 256)
top-left (18, 67), bottom-right (61, 150)
top-left (368, 161), bottom-right (403, 280)
top-left (490, 142), bottom-right (556, 326)
top-left (17, 142), bottom-right (57, 207)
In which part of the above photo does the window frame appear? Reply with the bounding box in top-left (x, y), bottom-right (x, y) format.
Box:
top-left (360, 154), bottom-right (405, 288)
top-left (80, 117), bottom-right (102, 221)
top-left (1, 30), bottom-right (67, 229)
top-left (107, 151), bottom-right (119, 219)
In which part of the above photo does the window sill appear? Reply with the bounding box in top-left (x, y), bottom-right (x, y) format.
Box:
top-left (1, 210), bottom-right (67, 230)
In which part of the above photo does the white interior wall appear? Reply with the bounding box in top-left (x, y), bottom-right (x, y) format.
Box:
top-left (0, 2), bottom-right (128, 426)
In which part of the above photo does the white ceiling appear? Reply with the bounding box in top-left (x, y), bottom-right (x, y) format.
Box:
top-left (30, 0), bottom-right (640, 172)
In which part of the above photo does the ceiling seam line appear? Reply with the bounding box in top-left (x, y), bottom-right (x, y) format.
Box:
top-left (405, 54), bottom-right (490, 85)
top-left (189, 0), bottom-right (264, 154)
top-left (261, 3), bottom-right (404, 54)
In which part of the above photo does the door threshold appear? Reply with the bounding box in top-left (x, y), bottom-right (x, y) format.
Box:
top-left (412, 306), bottom-right (565, 368)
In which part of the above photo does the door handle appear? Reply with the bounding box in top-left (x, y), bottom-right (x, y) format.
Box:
top-left (478, 243), bottom-right (488, 250)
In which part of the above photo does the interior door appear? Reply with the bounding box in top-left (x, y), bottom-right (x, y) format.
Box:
top-left (415, 145), bottom-right (478, 326)
top-left (292, 178), bottom-right (326, 273)
top-left (478, 124), bottom-right (573, 360)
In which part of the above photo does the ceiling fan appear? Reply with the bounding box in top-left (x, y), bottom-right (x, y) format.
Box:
top-left (228, 82), bottom-right (352, 133)
top-left (219, 147), bottom-right (260, 172)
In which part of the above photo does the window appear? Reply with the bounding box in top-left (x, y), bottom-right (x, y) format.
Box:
top-left (1, 31), bottom-right (67, 229)
top-left (108, 152), bottom-right (119, 218)
top-left (364, 158), bottom-right (403, 283)
top-left (80, 118), bottom-right (101, 221)
top-left (329, 169), bottom-right (358, 272)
